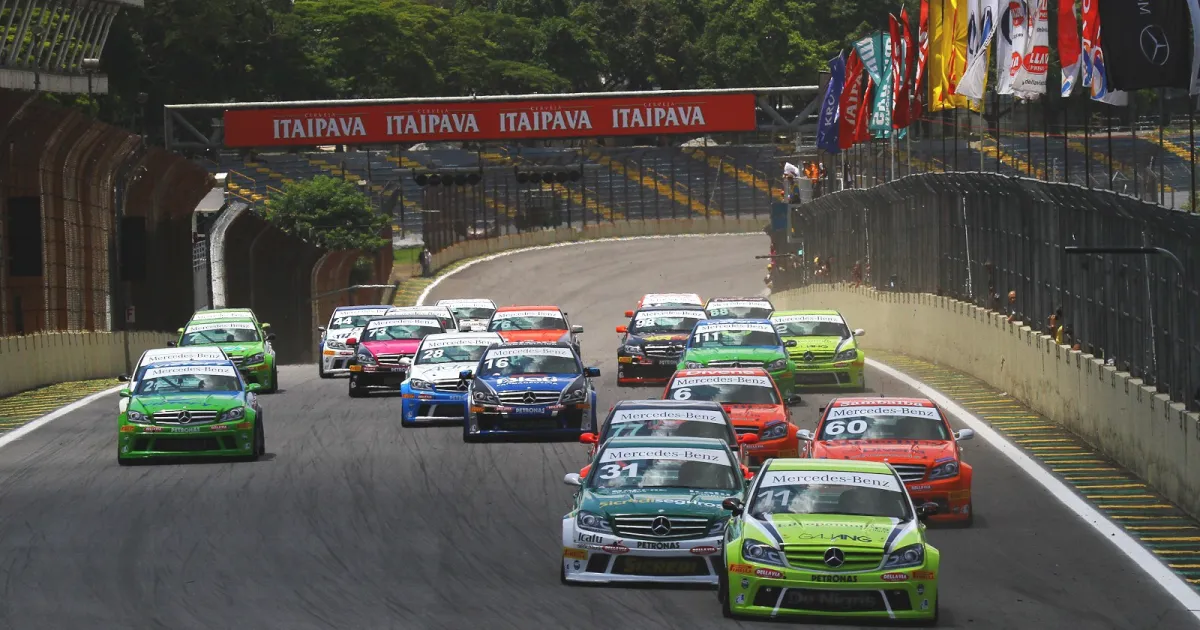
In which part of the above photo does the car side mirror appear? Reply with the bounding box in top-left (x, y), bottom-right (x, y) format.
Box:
top-left (266, 333), bottom-right (276, 341)
top-left (585, 367), bottom-right (601, 378)
top-left (785, 339), bottom-right (798, 347)
top-left (246, 383), bottom-right (263, 393)
top-left (459, 369), bottom-right (474, 379)
top-left (262, 323), bottom-right (271, 329)
top-left (572, 325), bottom-right (584, 334)
top-left (563, 473), bottom-right (582, 487)
top-left (118, 389), bottom-right (131, 398)
top-left (317, 326), bottom-right (326, 333)
top-left (176, 328), bottom-right (184, 334)
top-left (742, 465), bottom-right (755, 481)
top-left (955, 429), bottom-right (975, 441)
top-left (721, 497), bottom-right (744, 516)
top-left (916, 502), bottom-right (939, 520)
top-left (854, 328), bottom-right (866, 336)
top-left (624, 310), bottom-right (634, 318)
top-left (615, 325), bottom-right (627, 334)
top-left (797, 429), bottom-right (813, 440)
top-left (737, 433), bottom-right (759, 445)
top-left (166, 341), bottom-right (177, 347)
top-left (579, 432), bottom-right (598, 445)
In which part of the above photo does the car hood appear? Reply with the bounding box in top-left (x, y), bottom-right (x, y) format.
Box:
top-left (130, 393), bottom-right (244, 413)
top-left (782, 335), bottom-right (855, 354)
top-left (746, 513), bottom-right (914, 552)
top-left (496, 330), bottom-right (569, 343)
top-left (813, 440), bottom-right (957, 464)
top-left (324, 328), bottom-right (364, 343)
top-left (630, 332), bottom-right (690, 344)
top-left (408, 362), bottom-right (476, 382)
top-left (194, 342), bottom-right (264, 357)
top-left (684, 347), bottom-right (786, 362)
top-left (723, 404), bottom-right (788, 427)
top-left (481, 373), bottom-right (579, 393)
top-left (583, 488), bottom-right (741, 518)
top-left (361, 339), bottom-right (420, 354)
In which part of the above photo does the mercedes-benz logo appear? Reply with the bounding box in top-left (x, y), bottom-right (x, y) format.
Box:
top-left (177, 411), bottom-right (192, 424)
top-left (457, 379), bottom-right (469, 391)
top-left (651, 516), bottom-right (672, 536)
top-left (1140, 25), bottom-right (1170, 66)
top-left (522, 391), bottom-right (537, 404)
top-left (823, 547), bottom-right (845, 568)
top-left (803, 351), bottom-right (815, 363)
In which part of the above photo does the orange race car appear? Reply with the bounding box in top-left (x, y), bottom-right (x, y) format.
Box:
top-left (625, 292), bottom-right (704, 315)
top-left (804, 396), bottom-right (976, 524)
top-left (662, 367), bottom-right (798, 467)
top-left (485, 305), bottom-right (583, 354)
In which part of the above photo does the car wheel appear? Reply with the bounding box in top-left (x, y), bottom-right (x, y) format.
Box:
top-left (318, 361), bottom-right (330, 379)
top-left (265, 365), bottom-right (279, 393)
top-left (348, 377), bottom-right (366, 398)
top-left (462, 423), bottom-right (481, 443)
top-left (718, 558), bottom-right (734, 618)
top-left (256, 419), bottom-right (266, 456)
top-left (560, 561), bottom-right (569, 585)
top-left (117, 456), bottom-right (133, 467)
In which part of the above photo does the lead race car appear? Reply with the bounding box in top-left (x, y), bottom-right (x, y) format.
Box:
top-left (616, 306), bottom-right (708, 386)
top-left (561, 436), bottom-right (746, 585)
top-left (171, 313), bottom-right (278, 393)
top-left (399, 332), bottom-right (503, 426)
top-left (435, 298), bottom-right (497, 332)
top-left (318, 305), bottom-right (391, 378)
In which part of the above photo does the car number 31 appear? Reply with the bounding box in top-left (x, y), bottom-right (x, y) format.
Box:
top-left (599, 463), bottom-right (639, 479)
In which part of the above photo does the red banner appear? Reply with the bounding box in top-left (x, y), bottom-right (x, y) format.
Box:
top-left (837, 50), bottom-right (866, 150)
top-left (222, 93), bottom-right (758, 147)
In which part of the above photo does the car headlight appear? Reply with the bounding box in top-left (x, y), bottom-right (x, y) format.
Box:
top-left (410, 378), bottom-right (433, 390)
top-left (577, 510), bottom-right (612, 534)
top-left (472, 383), bottom-right (499, 404)
top-left (222, 406), bottom-right (245, 421)
top-left (742, 538), bottom-right (786, 567)
top-left (561, 386), bottom-right (587, 403)
top-left (928, 460), bottom-right (959, 480)
top-left (622, 344), bottom-right (645, 355)
top-left (245, 352), bottom-right (265, 365)
top-left (126, 410), bottom-right (149, 424)
top-left (685, 361), bottom-right (703, 368)
top-left (834, 348), bottom-right (858, 362)
top-left (882, 543), bottom-right (925, 569)
top-left (766, 358), bottom-right (788, 371)
top-left (760, 421), bottom-right (790, 441)
top-left (326, 340), bottom-right (346, 350)
top-left (357, 350), bottom-right (376, 365)
top-left (707, 519), bottom-right (728, 536)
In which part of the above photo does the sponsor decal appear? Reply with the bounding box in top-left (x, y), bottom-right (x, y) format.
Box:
top-left (210, 425), bottom-right (229, 431)
top-left (708, 300), bottom-right (772, 308)
top-left (636, 541), bottom-right (680, 550)
top-left (437, 299), bottom-right (495, 308)
top-left (735, 594), bottom-right (746, 604)
top-left (184, 321), bottom-right (257, 333)
top-left (934, 456), bottom-right (955, 464)
top-left (618, 356), bottom-right (633, 364)
top-left (691, 546), bottom-right (719, 555)
top-left (772, 314), bottom-right (845, 324)
top-left (494, 376), bottom-right (559, 386)
top-left (792, 533), bottom-right (874, 543)
top-left (610, 409), bottom-right (727, 425)
top-left (600, 447), bottom-right (731, 466)
top-left (573, 561), bottom-right (581, 570)
top-left (729, 563), bottom-right (754, 575)
top-left (672, 375), bottom-right (773, 388)
top-left (141, 426), bottom-right (163, 433)
top-left (366, 318), bottom-right (441, 329)
top-left (881, 572), bottom-right (909, 582)
top-left (913, 570), bottom-right (936, 580)
top-left (143, 365), bottom-right (239, 379)
top-left (333, 307), bottom-right (389, 318)
top-left (909, 484), bottom-right (933, 491)
top-left (755, 567), bottom-right (785, 579)
top-left (811, 574), bottom-right (858, 582)
top-left (635, 309), bottom-right (707, 322)
top-left (189, 311), bottom-right (253, 322)
top-left (576, 532), bottom-right (603, 544)
top-left (916, 584), bottom-right (925, 595)
top-left (740, 578), bottom-right (750, 588)
top-left (759, 471), bottom-right (902, 492)
top-left (921, 599), bottom-right (929, 610)
top-left (643, 293), bottom-right (702, 304)
top-left (141, 348), bottom-right (225, 362)
top-left (485, 347), bottom-right (574, 359)
top-left (171, 427), bottom-right (202, 433)
top-left (694, 321), bottom-right (775, 333)
top-left (491, 309), bottom-right (563, 320)
top-left (825, 405), bottom-right (940, 419)
top-left (387, 307), bottom-right (449, 317)
top-left (322, 350), bottom-right (336, 356)
top-left (602, 541), bottom-right (630, 554)
top-left (834, 398), bottom-right (932, 407)
top-left (563, 548), bottom-right (588, 560)
top-left (420, 336), bottom-right (498, 350)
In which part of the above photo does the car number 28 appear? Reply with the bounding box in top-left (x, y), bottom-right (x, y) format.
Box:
top-left (421, 349), bottom-right (445, 360)
top-left (824, 419), bottom-right (868, 435)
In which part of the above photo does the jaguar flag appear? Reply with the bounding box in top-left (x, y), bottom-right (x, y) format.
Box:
top-left (1081, 0), bottom-right (1128, 104)
top-left (1011, 0), bottom-right (1049, 98)
top-left (912, 0), bottom-right (931, 119)
top-left (1097, 0), bottom-right (1190, 90)
top-left (1058, 0), bottom-right (1083, 96)
top-left (930, 0), bottom-right (978, 110)
top-left (817, 53), bottom-right (846, 153)
top-left (995, 0), bottom-right (1026, 95)
top-left (956, 0), bottom-right (998, 100)
top-left (838, 50), bottom-right (867, 150)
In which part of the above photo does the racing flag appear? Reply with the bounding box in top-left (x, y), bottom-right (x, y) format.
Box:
top-left (1010, 0), bottom-right (1048, 98)
top-left (1096, 0), bottom-right (1191, 90)
top-left (891, 11), bottom-right (913, 129)
top-left (1081, 0), bottom-right (1128, 104)
top-left (867, 32), bottom-right (896, 137)
top-left (856, 77), bottom-right (875, 144)
top-left (912, 0), bottom-right (931, 120)
top-left (1189, 0), bottom-right (1200, 94)
top-left (955, 0), bottom-right (997, 100)
top-left (817, 52), bottom-right (846, 153)
top-left (1057, 0), bottom-right (1083, 97)
top-left (930, 0), bottom-right (979, 111)
top-left (995, 0), bottom-right (1024, 96)
top-left (838, 49), bottom-right (867, 150)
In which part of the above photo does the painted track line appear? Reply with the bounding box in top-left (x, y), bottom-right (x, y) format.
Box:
top-left (867, 357), bottom-right (1200, 619)
top-left (0, 385), bottom-right (123, 450)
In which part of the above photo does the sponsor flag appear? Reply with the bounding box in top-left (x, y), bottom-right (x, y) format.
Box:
top-left (1058, 0), bottom-right (1083, 96)
top-left (913, 0), bottom-right (932, 120)
top-left (856, 34), bottom-right (885, 85)
top-left (1097, 0), bottom-right (1191, 90)
top-left (1189, 0), bottom-right (1200, 94)
top-left (894, 9), bottom-right (916, 128)
top-left (869, 32), bottom-right (896, 137)
top-left (995, 0), bottom-right (1025, 95)
top-left (856, 78), bottom-right (874, 143)
top-left (817, 53), bottom-right (846, 153)
top-left (838, 50), bottom-right (867, 150)
top-left (956, 0), bottom-right (998, 99)
top-left (1011, 0), bottom-right (1049, 97)
top-left (930, 0), bottom-right (979, 110)
top-left (1080, 0), bottom-right (1128, 104)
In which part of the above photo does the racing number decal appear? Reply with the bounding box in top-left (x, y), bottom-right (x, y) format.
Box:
top-left (755, 489), bottom-right (792, 507)
top-left (421, 349), bottom-right (445, 360)
top-left (671, 387), bottom-right (692, 400)
top-left (332, 316), bottom-right (355, 327)
top-left (598, 463), bottom-right (639, 479)
top-left (694, 331), bottom-right (722, 343)
top-left (483, 357), bottom-right (510, 369)
top-left (709, 308), bottom-right (729, 316)
top-left (824, 419), bottom-right (868, 436)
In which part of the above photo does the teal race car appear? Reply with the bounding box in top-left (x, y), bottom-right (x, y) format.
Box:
top-left (718, 458), bottom-right (941, 624)
top-left (171, 312), bottom-right (278, 393)
top-left (117, 359), bottom-right (266, 464)
top-left (771, 310), bottom-right (866, 390)
top-left (677, 319), bottom-right (797, 401)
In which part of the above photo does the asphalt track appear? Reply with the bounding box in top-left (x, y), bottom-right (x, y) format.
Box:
top-left (0, 235), bottom-right (1194, 629)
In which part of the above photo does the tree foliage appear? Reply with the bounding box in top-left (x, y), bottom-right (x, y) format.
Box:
top-left (266, 176), bottom-right (389, 252)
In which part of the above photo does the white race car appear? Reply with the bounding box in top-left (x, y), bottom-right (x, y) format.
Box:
top-left (399, 332), bottom-right (503, 426)
top-left (318, 305), bottom-right (390, 378)
top-left (386, 305), bottom-right (459, 332)
top-left (435, 298), bottom-right (497, 333)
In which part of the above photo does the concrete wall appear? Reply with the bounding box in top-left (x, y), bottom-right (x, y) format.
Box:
top-left (0, 331), bottom-right (173, 397)
top-left (430, 217), bottom-right (768, 272)
top-left (774, 284), bottom-right (1200, 519)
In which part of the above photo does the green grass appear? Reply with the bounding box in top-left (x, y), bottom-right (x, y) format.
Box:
top-left (394, 246), bottom-right (421, 265)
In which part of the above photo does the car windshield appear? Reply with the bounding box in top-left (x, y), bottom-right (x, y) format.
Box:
top-left (488, 312), bottom-right (566, 331)
top-left (479, 347), bottom-right (579, 376)
top-left (748, 469), bottom-right (910, 520)
top-left (363, 321), bottom-right (443, 341)
top-left (180, 322), bottom-right (259, 345)
top-left (329, 311), bottom-right (387, 330)
top-left (773, 320), bottom-right (851, 338)
top-left (707, 303), bottom-right (773, 319)
top-left (819, 407), bottom-right (949, 441)
top-left (603, 414), bottom-right (733, 443)
top-left (134, 367), bottom-right (242, 395)
top-left (630, 310), bottom-right (706, 334)
top-left (415, 342), bottom-right (491, 365)
top-left (589, 446), bottom-right (739, 490)
top-left (690, 324), bottom-right (779, 348)
top-left (668, 381), bottom-right (780, 405)
top-left (447, 306), bottom-right (495, 321)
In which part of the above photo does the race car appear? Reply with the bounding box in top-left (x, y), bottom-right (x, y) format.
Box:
top-left (772, 310), bottom-right (866, 389)
top-left (677, 319), bottom-right (797, 400)
top-left (117, 359), bottom-right (266, 464)
top-left (704, 297), bottom-right (775, 320)
top-left (718, 458), bottom-right (941, 624)
top-left (399, 332), bottom-right (503, 426)
top-left (347, 316), bottom-right (445, 397)
top-left (118, 346), bottom-right (229, 413)
top-left (665, 368), bottom-right (798, 467)
top-left (616, 306), bottom-right (707, 386)
top-left (318, 305), bottom-right (391, 378)
top-left (630, 293), bottom-right (704, 312)
top-left (461, 341), bottom-right (598, 442)
top-left (486, 305), bottom-right (583, 353)
top-left (802, 397), bottom-right (975, 524)
top-left (435, 298), bottom-right (497, 332)
top-left (560, 436), bottom-right (746, 585)
top-left (170, 313), bottom-right (278, 393)
top-left (386, 305), bottom-right (459, 332)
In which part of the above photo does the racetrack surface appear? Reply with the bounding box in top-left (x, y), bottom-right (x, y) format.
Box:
top-left (0, 235), bottom-right (1193, 629)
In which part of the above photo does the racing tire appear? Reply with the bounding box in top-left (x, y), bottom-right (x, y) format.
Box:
top-left (318, 361), bottom-right (331, 379)
top-left (559, 561), bottom-right (569, 585)
top-left (348, 377), bottom-right (367, 398)
top-left (117, 456), bottom-right (133, 467)
top-left (264, 365), bottom-right (279, 393)
top-left (256, 419), bottom-right (266, 456)
top-left (717, 559), bottom-right (734, 618)
top-left (462, 424), bottom-right (482, 443)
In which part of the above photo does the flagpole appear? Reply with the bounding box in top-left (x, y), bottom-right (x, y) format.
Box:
top-left (889, 30), bottom-right (896, 182)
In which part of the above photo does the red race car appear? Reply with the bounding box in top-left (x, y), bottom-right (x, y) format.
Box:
top-left (486, 305), bottom-right (582, 354)
top-left (662, 367), bottom-right (798, 467)
top-left (804, 396), bottom-right (976, 524)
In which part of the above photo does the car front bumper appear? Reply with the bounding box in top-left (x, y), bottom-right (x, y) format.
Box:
top-left (349, 364), bottom-right (407, 389)
top-left (617, 353), bottom-right (681, 385)
top-left (118, 425), bottom-right (256, 459)
top-left (742, 435), bottom-right (800, 467)
top-left (467, 403), bottom-right (591, 437)
top-left (908, 478), bottom-right (972, 522)
top-left (401, 388), bottom-right (469, 422)
top-left (790, 358), bottom-right (865, 388)
top-left (236, 360), bottom-right (272, 385)
top-left (726, 561), bottom-right (938, 620)
top-left (321, 347), bottom-right (357, 374)
top-left (562, 522), bottom-right (723, 585)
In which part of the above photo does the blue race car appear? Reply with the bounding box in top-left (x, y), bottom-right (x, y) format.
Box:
top-left (400, 332), bottom-right (503, 427)
top-left (461, 341), bottom-right (599, 442)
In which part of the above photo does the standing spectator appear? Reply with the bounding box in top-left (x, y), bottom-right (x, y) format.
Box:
top-left (419, 246), bottom-right (432, 277)
top-left (1005, 291), bottom-right (1024, 322)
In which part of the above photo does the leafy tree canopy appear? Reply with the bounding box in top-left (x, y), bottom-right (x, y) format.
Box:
top-left (266, 176), bottom-right (389, 252)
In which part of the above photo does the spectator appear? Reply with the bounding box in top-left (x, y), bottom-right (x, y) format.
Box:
top-left (1005, 290), bottom-right (1023, 323)
top-left (852, 260), bottom-right (863, 287)
top-left (419, 247), bottom-right (432, 277)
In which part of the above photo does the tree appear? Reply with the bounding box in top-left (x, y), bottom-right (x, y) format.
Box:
top-left (266, 176), bottom-right (389, 252)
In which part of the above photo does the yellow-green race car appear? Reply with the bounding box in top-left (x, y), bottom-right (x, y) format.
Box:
top-left (771, 310), bottom-right (865, 390)
top-left (717, 458), bottom-right (941, 625)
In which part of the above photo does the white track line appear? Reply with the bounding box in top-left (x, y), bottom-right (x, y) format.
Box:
top-left (868, 357), bottom-right (1200, 618)
top-left (415, 232), bottom-right (760, 306)
top-left (0, 385), bottom-right (124, 450)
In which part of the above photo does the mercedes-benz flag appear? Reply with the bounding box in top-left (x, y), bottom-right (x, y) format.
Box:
top-left (956, 0), bottom-right (998, 99)
top-left (1096, 0), bottom-right (1191, 90)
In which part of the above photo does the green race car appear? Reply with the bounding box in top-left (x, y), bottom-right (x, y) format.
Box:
top-left (718, 458), bottom-right (941, 625)
top-left (171, 311), bottom-right (278, 393)
top-left (117, 359), bottom-right (266, 464)
top-left (771, 310), bottom-right (866, 390)
top-left (677, 319), bottom-right (797, 400)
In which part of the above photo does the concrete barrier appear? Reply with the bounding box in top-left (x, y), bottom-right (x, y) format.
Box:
top-left (430, 216), bottom-right (768, 272)
top-left (774, 284), bottom-right (1200, 519)
top-left (0, 331), bottom-right (173, 397)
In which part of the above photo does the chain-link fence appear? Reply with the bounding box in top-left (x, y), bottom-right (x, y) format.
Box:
top-left (780, 172), bottom-right (1199, 411)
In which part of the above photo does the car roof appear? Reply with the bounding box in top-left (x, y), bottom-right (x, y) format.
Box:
top-left (333, 304), bottom-right (390, 312)
top-left (765, 458), bottom-right (896, 475)
top-left (387, 305), bottom-right (451, 313)
top-left (611, 399), bottom-right (726, 411)
top-left (420, 332), bottom-right (502, 343)
top-left (707, 296), bottom-right (773, 303)
top-left (490, 340), bottom-right (572, 349)
top-left (635, 305), bottom-right (707, 313)
top-left (142, 359), bottom-right (236, 369)
top-left (601, 436), bottom-right (731, 450)
top-left (495, 305), bottom-right (562, 311)
top-left (694, 318), bottom-right (775, 327)
top-left (436, 298), bottom-right (497, 306)
top-left (771, 309), bottom-right (842, 317)
top-left (141, 347), bottom-right (226, 359)
top-left (673, 367), bottom-right (771, 377)
top-left (827, 396), bottom-right (937, 408)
